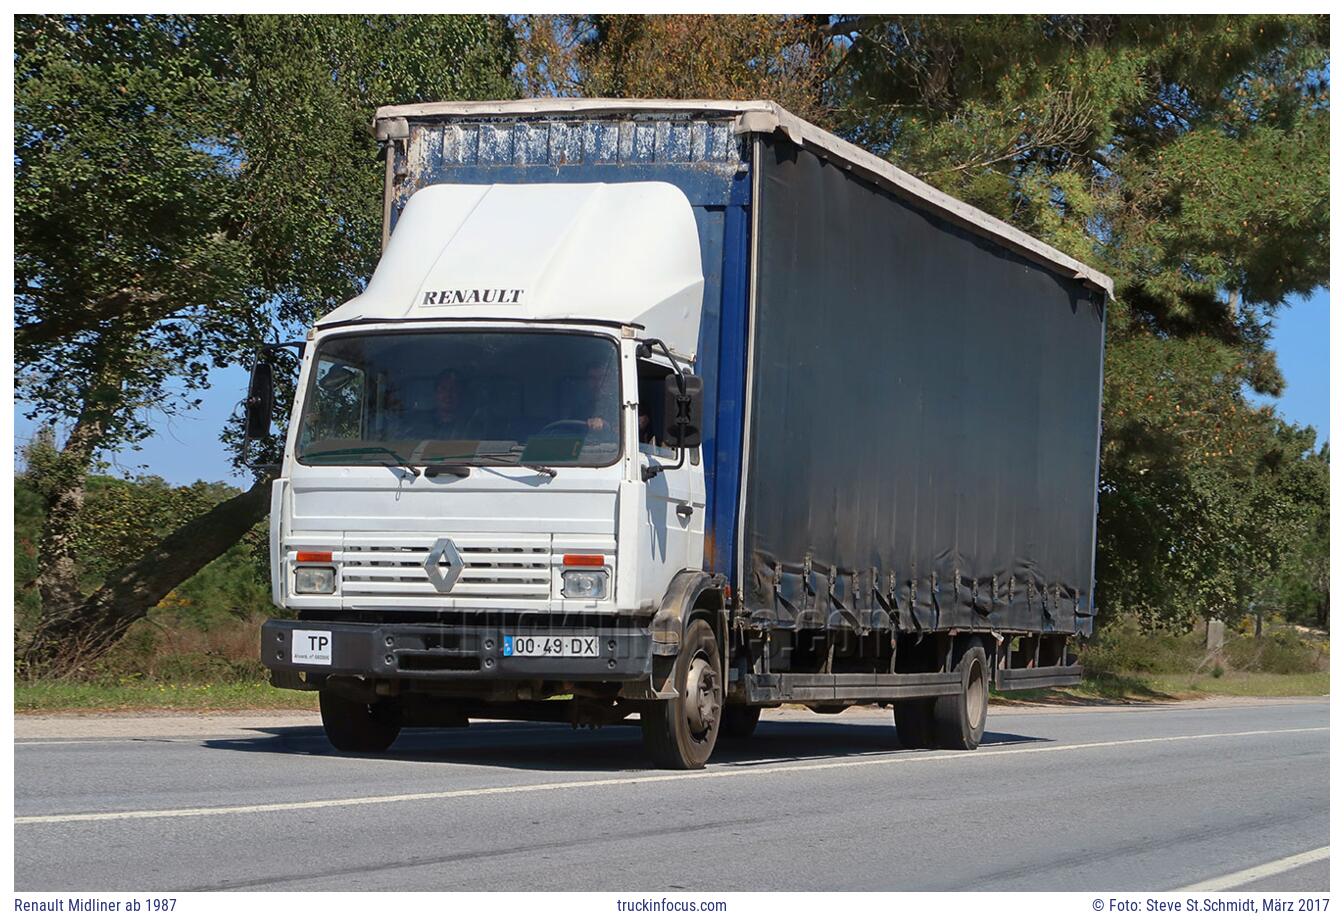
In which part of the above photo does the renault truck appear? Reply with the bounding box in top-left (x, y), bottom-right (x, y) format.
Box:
top-left (248, 99), bottom-right (1110, 769)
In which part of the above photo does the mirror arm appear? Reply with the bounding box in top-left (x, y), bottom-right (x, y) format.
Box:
top-left (261, 340), bottom-right (306, 357)
top-left (637, 337), bottom-right (686, 393)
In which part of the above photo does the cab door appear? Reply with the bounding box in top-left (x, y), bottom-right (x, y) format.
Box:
top-left (632, 356), bottom-right (706, 606)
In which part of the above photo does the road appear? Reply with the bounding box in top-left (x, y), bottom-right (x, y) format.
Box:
top-left (14, 697), bottom-right (1328, 891)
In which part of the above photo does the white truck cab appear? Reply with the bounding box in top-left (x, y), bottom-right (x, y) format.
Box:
top-left (255, 181), bottom-right (719, 765)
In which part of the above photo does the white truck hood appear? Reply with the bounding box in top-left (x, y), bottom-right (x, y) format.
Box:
top-left (316, 181), bottom-right (705, 360)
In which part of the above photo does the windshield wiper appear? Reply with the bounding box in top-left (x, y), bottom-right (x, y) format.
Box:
top-left (477, 454), bottom-right (557, 478)
top-left (415, 446), bottom-right (556, 478)
top-left (465, 448), bottom-right (557, 479)
top-left (302, 445), bottom-right (420, 479)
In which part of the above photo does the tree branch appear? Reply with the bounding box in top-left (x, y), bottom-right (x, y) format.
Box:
top-left (16, 287), bottom-right (176, 353)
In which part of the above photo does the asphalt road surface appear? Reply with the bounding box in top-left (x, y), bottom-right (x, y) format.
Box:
top-left (14, 697), bottom-right (1328, 892)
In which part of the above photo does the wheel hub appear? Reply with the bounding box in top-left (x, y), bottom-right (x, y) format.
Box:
top-left (965, 659), bottom-right (988, 727)
top-left (685, 656), bottom-right (721, 735)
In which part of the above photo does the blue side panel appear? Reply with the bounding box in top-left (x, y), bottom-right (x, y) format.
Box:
top-left (388, 114), bottom-right (753, 582)
top-left (704, 202), bottom-right (751, 583)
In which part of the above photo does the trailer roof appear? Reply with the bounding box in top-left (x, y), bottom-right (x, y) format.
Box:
top-left (375, 98), bottom-right (1114, 299)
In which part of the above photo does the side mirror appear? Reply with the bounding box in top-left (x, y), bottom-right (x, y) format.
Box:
top-left (244, 360), bottom-right (274, 439)
top-left (663, 374), bottom-right (704, 449)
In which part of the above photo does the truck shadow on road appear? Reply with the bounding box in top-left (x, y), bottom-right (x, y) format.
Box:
top-left (203, 718), bottom-right (1047, 772)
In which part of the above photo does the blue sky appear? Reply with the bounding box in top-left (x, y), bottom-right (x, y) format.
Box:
top-left (12, 288), bottom-right (1331, 486)
top-left (1246, 287), bottom-right (1330, 451)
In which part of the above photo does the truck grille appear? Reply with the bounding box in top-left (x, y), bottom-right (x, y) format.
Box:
top-left (339, 536), bottom-right (552, 600)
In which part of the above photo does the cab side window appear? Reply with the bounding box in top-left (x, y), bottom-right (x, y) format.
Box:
top-left (636, 359), bottom-right (675, 458)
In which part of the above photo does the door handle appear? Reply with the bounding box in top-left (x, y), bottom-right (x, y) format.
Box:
top-left (675, 503), bottom-right (693, 518)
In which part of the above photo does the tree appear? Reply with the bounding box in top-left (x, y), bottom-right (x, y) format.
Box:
top-left (1097, 334), bottom-right (1328, 628)
top-left (1260, 442), bottom-right (1329, 628)
top-left (516, 15), bottom-right (836, 123)
top-left (830, 15), bottom-right (1329, 628)
top-left (16, 15), bottom-right (516, 676)
top-left (16, 16), bottom-right (251, 630)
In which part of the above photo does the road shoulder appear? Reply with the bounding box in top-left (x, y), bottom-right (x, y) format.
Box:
top-left (13, 695), bottom-right (1326, 741)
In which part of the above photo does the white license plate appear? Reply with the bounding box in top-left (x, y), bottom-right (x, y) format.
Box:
top-left (503, 635), bottom-right (599, 658)
top-left (292, 629), bottom-right (333, 665)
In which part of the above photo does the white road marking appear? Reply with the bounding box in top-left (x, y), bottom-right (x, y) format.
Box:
top-left (12, 723), bottom-right (564, 747)
top-left (1177, 846), bottom-right (1330, 891)
top-left (16, 739), bottom-right (158, 746)
top-left (14, 726), bottom-right (1325, 827)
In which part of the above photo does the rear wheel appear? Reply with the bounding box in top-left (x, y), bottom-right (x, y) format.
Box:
top-left (720, 704), bottom-right (762, 739)
top-left (319, 689), bottom-right (401, 753)
top-left (892, 698), bottom-right (936, 748)
top-left (640, 619), bottom-right (722, 769)
top-left (932, 643), bottom-right (989, 750)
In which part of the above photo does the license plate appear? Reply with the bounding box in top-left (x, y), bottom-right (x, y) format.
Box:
top-left (503, 635), bottom-right (599, 658)
top-left (292, 630), bottom-right (333, 665)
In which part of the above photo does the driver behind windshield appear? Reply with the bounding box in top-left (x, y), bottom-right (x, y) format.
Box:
top-left (578, 360), bottom-right (620, 443)
top-left (391, 369), bottom-right (478, 441)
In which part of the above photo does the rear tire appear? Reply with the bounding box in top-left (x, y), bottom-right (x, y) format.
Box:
top-left (640, 619), bottom-right (722, 769)
top-left (892, 698), bottom-right (936, 748)
top-left (319, 689), bottom-right (401, 753)
top-left (720, 704), bottom-right (762, 739)
top-left (932, 643), bottom-right (989, 750)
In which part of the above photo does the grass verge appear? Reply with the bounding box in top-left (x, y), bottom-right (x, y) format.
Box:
top-left (14, 680), bottom-right (317, 713)
top-left (993, 669), bottom-right (1329, 705)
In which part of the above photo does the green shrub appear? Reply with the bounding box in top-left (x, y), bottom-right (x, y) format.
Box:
top-left (1081, 617), bottom-right (1206, 675)
top-left (1222, 630), bottom-right (1323, 674)
top-left (15, 474), bottom-right (273, 682)
top-left (1084, 614), bottom-right (1327, 677)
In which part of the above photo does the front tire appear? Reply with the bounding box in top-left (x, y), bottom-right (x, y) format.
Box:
top-left (932, 643), bottom-right (989, 750)
top-left (640, 619), bottom-right (723, 769)
top-left (319, 689), bottom-right (401, 753)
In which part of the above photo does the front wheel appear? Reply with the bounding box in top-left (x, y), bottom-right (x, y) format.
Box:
top-left (640, 620), bottom-right (722, 769)
top-left (319, 689), bottom-right (401, 753)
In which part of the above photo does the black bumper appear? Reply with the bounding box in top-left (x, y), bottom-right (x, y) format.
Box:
top-left (262, 618), bottom-right (653, 682)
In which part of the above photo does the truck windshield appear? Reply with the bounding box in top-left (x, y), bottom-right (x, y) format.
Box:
top-left (296, 330), bottom-right (621, 468)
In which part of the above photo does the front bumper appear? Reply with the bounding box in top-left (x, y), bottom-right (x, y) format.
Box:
top-left (262, 618), bottom-right (653, 682)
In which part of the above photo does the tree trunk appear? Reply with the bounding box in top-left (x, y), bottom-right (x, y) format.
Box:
top-left (20, 475), bottom-right (274, 679)
top-left (30, 412), bottom-right (105, 624)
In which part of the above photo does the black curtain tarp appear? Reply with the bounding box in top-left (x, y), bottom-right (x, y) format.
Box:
top-left (742, 138), bottom-right (1105, 636)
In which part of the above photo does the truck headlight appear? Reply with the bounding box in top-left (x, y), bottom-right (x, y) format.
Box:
top-left (294, 566), bottom-right (336, 595)
top-left (562, 569), bottom-right (608, 599)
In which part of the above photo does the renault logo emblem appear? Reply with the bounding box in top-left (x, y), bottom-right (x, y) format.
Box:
top-left (423, 537), bottom-right (464, 593)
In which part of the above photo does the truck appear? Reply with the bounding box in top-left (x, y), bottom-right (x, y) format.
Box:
top-left (247, 99), bottom-right (1110, 769)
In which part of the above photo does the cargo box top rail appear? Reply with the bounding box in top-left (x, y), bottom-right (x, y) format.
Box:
top-left (373, 98), bottom-right (1115, 300)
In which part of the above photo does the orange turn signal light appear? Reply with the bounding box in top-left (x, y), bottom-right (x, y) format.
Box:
top-left (295, 551), bottom-right (333, 563)
top-left (562, 554), bottom-right (605, 567)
